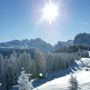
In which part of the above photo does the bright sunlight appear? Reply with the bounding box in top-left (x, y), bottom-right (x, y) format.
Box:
top-left (43, 0), bottom-right (58, 24)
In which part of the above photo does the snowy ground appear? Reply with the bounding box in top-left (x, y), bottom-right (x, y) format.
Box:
top-left (0, 58), bottom-right (90, 90)
top-left (33, 58), bottom-right (90, 90)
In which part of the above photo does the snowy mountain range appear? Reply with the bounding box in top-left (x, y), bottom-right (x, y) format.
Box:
top-left (0, 33), bottom-right (90, 52)
top-left (0, 38), bottom-right (73, 52)
top-left (0, 38), bottom-right (54, 52)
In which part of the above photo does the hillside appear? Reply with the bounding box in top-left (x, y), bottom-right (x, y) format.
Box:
top-left (33, 57), bottom-right (90, 90)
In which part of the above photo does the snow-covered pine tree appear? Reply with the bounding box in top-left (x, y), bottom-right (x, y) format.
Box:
top-left (69, 74), bottom-right (78, 90)
top-left (18, 70), bottom-right (33, 90)
top-left (44, 52), bottom-right (54, 74)
top-left (18, 52), bottom-right (31, 74)
top-left (34, 49), bottom-right (46, 76)
top-left (9, 51), bottom-right (19, 85)
top-left (0, 54), bottom-right (3, 82)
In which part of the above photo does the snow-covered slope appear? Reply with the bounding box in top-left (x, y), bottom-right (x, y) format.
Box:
top-left (33, 58), bottom-right (90, 90)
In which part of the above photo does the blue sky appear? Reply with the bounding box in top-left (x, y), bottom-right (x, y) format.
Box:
top-left (0, 0), bottom-right (90, 45)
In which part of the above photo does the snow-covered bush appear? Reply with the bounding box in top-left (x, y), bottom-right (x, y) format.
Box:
top-left (69, 74), bottom-right (78, 90)
top-left (18, 71), bottom-right (33, 90)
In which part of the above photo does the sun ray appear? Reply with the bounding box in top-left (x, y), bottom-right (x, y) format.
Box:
top-left (43, 0), bottom-right (58, 24)
top-left (50, 0), bottom-right (51, 24)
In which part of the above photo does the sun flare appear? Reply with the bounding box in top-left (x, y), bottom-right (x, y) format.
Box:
top-left (43, 0), bottom-right (58, 24)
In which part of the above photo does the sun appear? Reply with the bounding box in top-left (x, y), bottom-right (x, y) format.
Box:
top-left (43, 0), bottom-right (58, 24)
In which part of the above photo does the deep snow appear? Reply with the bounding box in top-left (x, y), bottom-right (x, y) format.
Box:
top-left (33, 58), bottom-right (90, 90)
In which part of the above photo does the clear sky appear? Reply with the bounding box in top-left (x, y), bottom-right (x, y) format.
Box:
top-left (0, 0), bottom-right (90, 45)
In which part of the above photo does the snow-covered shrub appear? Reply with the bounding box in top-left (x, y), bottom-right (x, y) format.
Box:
top-left (69, 74), bottom-right (78, 90)
top-left (18, 71), bottom-right (33, 90)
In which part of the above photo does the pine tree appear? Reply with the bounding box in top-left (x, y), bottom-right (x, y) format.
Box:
top-left (69, 74), bottom-right (78, 90)
top-left (34, 49), bottom-right (46, 76)
top-left (10, 51), bottom-right (19, 85)
top-left (0, 54), bottom-right (3, 82)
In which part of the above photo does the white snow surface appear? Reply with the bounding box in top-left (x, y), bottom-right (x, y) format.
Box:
top-left (33, 58), bottom-right (90, 90)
